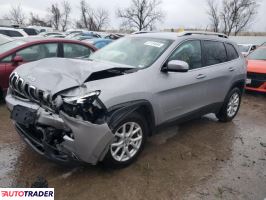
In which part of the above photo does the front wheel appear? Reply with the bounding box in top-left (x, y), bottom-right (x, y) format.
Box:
top-left (216, 88), bottom-right (242, 122)
top-left (103, 112), bottom-right (148, 168)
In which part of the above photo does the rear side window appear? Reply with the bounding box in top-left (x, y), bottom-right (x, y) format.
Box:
top-left (7, 30), bottom-right (23, 37)
top-left (225, 43), bottom-right (239, 61)
top-left (202, 41), bottom-right (227, 66)
top-left (63, 43), bottom-right (92, 58)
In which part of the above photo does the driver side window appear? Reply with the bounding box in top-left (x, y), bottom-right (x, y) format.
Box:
top-left (168, 40), bottom-right (202, 70)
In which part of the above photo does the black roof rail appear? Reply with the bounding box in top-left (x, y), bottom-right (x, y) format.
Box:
top-left (179, 31), bottom-right (228, 39)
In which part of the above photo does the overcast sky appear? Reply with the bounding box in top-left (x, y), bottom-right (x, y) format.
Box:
top-left (0, 0), bottom-right (265, 31)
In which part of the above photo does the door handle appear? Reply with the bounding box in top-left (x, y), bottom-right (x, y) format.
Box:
top-left (228, 67), bottom-right (235, 71)
top-left (196, 74), bottom-right (206, 79)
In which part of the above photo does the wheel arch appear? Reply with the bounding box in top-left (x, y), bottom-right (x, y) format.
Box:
top-left (106, 100), bottom-right (156, 136)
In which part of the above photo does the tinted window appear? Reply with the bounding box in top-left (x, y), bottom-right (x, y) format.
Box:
top-left (168, 40), bottom-right (202, 69)
top-left (0, 30), bottom-right (7, 36)
top-left (225, 43), bottom-right (239, 61)
top-left (203, 41), bottom-right (227, 66)
top-left (63, 43), bottom-right (92, 58)
top-left (16, 43), bottom-right (58, 61)
top-left (7, 30), bottom-right (23, 37)
top-left (23, 28), bottom-right (38, 35)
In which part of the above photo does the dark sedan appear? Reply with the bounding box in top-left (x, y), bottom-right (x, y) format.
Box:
top-left (0, 38), bottom-right (96, 98)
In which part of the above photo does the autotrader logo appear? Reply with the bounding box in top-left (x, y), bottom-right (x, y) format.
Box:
top-left (0, 188), bottom-right (54, 200)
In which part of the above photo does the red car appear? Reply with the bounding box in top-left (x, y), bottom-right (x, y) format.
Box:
top-left (246, 47), bottom-right (266, 93)
top-left (0, 38), bottom-right (96, 98)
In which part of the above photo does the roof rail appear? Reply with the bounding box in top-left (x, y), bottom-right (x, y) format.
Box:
top-left (179, 31), bottom-right (228, 39)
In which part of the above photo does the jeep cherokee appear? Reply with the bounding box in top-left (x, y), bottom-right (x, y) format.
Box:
top-left (5, 31), bottom-right (246, 167)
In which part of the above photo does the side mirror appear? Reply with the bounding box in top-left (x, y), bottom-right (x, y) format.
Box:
top-left (162, 60), bottom-right (189, 73)
top-left (12, 55), bottom-right (24, 64)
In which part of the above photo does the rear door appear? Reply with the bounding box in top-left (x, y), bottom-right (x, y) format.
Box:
top-left (200, 40), bottom-right (234, 105)
top-left (0, 55), bottom-right (13, 91)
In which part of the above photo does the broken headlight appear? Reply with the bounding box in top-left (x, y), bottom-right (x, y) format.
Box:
top-left (62, 90), bottom-right (106, 123)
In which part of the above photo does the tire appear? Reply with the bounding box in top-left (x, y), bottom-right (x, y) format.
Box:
top-left (216, 87), bottom-right (242, 122)
top-left (102, 112), bottom-right (148, 168)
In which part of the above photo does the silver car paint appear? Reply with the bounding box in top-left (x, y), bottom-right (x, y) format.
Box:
top-left (6, 33), bottom-right (246, 164)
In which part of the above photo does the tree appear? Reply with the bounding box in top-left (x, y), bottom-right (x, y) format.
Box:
top-left (117, 0), bottom-right (164, 31)
top-left (29, 13), bottom-right (51, 27)
top-left (206, 0), bottom-right (219, 32)
top-left (4, 5), bottom-right (26, 25)
top-left (48, 3), bottom-right (61, 30)
top-left (78, 0), bottom-right (109, 31)
top-left (61, 1), bottom-right (71, 31)
top-left (206, 0), bottom-right (259, 35)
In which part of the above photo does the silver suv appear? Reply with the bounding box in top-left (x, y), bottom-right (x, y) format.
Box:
top-left (6, 32), bottom-right (246, 167)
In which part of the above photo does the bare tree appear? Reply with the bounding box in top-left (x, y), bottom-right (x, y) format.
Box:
top-left (4, 5), bottom-right (26, 25)
top-left (94, 8), bottom-right (109, 31)
top-left (117, 0), bottom-right (164, 31)
top-left (61, 1), bottom-right (71, 31)
top-left (29, 12), bottom-right (51, 27)
top-left (78, 0), bottom-right (109, 31)
top-left (206, 0), bottom-right (220, 32)
top-left (48, 3), bottom-right (61, 30)
top-left (206, 0), bottom-right (258, 35)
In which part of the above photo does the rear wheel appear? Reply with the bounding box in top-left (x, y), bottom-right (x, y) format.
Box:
top-left (103, 112), bottom-right (148, 168)
top-left (216, 88), bottom-right (241, 122)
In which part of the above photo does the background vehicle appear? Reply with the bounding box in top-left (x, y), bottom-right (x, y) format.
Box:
top-left (21, 28), bottom-right (39, 36)
top-left (0, 27), bottom-right (28, 38)
top-left (0, 38), bottom-right (96, 97)
top-left (0, 34), bottom-right (13, 45)
top-left (40, 32), bottom-right (65, 38)
top-left (246, 47), bottom-right (266, 93)
top-left (238, 44), bottom-right (257, 57)
top-left (66, 31), bottom-right (101, 40)
top-left (5, 32), bottom-right (246, 168)
top-left (83, 38), bottom-right (113, 49)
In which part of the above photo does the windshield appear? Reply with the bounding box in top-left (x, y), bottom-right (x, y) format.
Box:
top-left (238, 45), bottom-right (250, 53)
top-left (248, 48), bottom-right (266, 60)
top-left (0, 40), bottom-right (26, 54)
top-left (89, 37), bottom-right (173, 68)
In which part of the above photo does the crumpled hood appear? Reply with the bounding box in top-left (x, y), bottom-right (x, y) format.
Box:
top-left (15, 57), bottom-right (129, 95)
top-left (247, 60), bottom-right (266, 73)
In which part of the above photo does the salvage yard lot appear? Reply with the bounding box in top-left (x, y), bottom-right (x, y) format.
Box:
top-left (0, 92), bottom-right (266, 200)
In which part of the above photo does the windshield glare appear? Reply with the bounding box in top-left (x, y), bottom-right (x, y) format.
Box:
top-left (0, 40), bottom-right (26, 54)
top-left (89, 37), bottom-right (173, 68)
top-left (248, 48), bottom-right (266, 60)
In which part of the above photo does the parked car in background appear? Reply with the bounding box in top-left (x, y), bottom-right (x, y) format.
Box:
top-left (0, 34), bottom-right (13, 45)
top-left (0, 38), bottom-right (96, 98)
top-left (66, 31), bottom-right (101, 40)
top-left (84, 38), bottom-right (113, 49)
top-left (5, 31), bottom-right (246, 167)
top-left (0, 27), bottom-right (28, 38)
top-left (104, 33), bottom-right (125, 40)
top-left (65, 29), bottom-right (83, 36)
top-left (40, 32), bottom-right (65, 38)
top-left (21, 28), bottom-right (39, 36)
top-left (246, 47), bottom-right (266, 93)
top-left (238, 44), bottom-right (257, 57)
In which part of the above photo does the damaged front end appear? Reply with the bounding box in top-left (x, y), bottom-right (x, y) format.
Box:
top-left (6, 73), bottom-right (115, 165)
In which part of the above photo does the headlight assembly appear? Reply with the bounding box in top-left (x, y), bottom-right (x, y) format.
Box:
top-left (62, 90), bottom-right (106, 124)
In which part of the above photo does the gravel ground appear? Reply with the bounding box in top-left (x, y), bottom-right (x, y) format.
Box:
top-left (0, 92), bottom-right (265, 200)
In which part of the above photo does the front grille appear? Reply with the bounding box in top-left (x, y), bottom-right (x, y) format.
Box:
top-left (247, 72), bottom-right (266, 88)
top-left (247, 72), bottom-right (266, 81)
top-left (9, 72), bottom-right (51, 106)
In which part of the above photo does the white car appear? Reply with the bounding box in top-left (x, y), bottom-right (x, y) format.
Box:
top-left (0, 33), bottom-right (13, 45)
top-left (238, 44), bottom-right (257, 57)
top-left (0, 27), bottom-right (28, 38)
